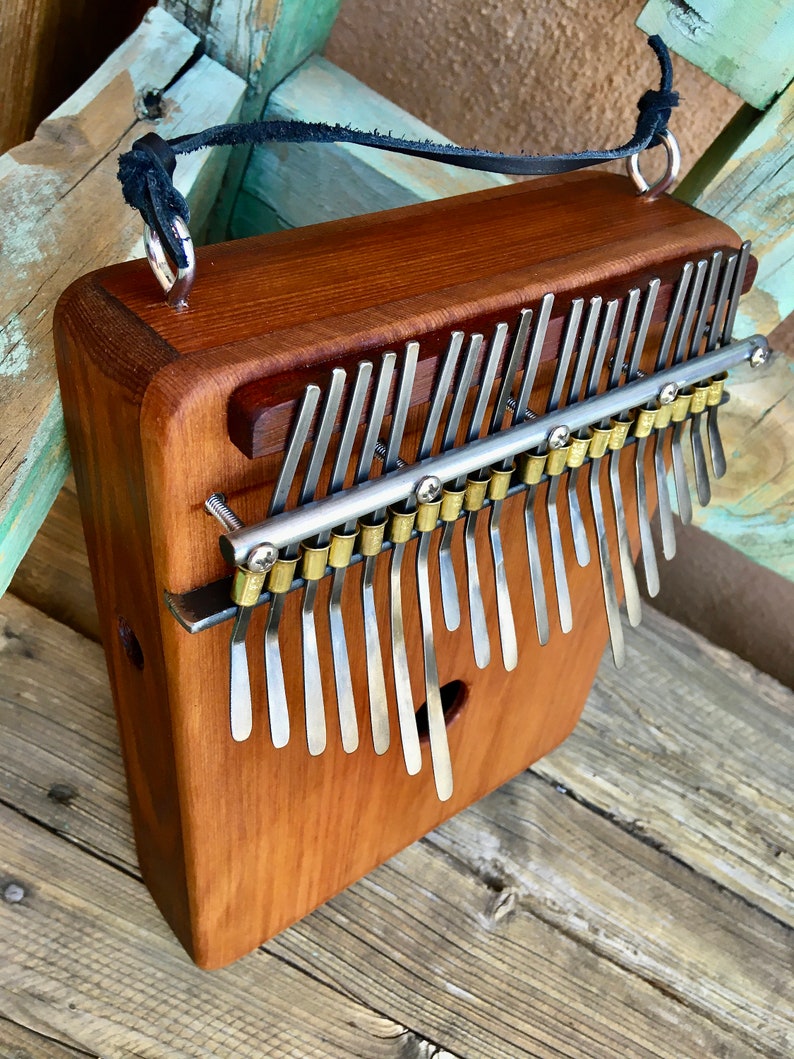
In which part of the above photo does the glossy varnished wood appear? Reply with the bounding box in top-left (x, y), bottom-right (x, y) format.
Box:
top-left (54, 172), bottom-right (748, 967)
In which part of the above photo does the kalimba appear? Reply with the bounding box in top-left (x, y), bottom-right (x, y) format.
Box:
top-left (54, 170), bottom-right (766, 968)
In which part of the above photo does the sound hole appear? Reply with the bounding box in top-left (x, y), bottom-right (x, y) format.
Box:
top-left (117, 617), bottom-right (144, 671)
top-left (415, 680), bottom-right (468, 742)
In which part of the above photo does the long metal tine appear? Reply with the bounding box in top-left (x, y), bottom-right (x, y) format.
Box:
top-left (438, 332), bottom-right (484, 631)
top-left (688, 253), bottom-right (724, 508)
top-left (463, 323), bottom-right (506, 667)
top-left (384, 342), bottom-right (422, 777)
top-left (604, 289), bottom-right (643, 626)
top-left (356, 352), bottom-right (397, 755)
top-left (327, 360), bottom-right (373, 753)
top-left (704, 253), bottom-right (738, 478)
top-left (264, 384), bottom-right (322, 748)
top-left (514, 294), bottom-right (554, 420)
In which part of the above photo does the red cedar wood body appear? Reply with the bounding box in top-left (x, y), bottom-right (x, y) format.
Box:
top-left (53, 172), bottom-right (750, 968)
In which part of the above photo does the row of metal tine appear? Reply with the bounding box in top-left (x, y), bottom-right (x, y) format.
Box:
top-left (206, 243), bottom-right (751, 800)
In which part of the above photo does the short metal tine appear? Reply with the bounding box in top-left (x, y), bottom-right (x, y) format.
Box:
top-left (385, 342), bottom-right (422, 776)
top-left (264, 384), bottom-right (322, 748)
top-left (721, 241), bottom-right (751, 345)
top-left (655, 261), bottom-right (694, 371)
top-left (605, 290), bottom-right (643, 625)
top-left (299, 369), bottom-right (346, 755)
top-left (514, 298), bottom-right (552, 422)
top-left (690, 252), bottom-right (723, 358)
top-left (416, 335), bottom-right (463, 801)
top-left (439, 332), bottom-right (482, 632)
top-left (673, 259), bottom-right (708, 366)
top-left (708, 253), bottom-right (738, 352)
top-left (669, 261), bottom-right (708, 525)
top-left (358, 353), bottom-right (397, 755)
top-left (654, 437), bottom-right (676, 559)
top-left (494, 308), bottom-right (533, 429)
top-left (524, 483), bottom-right (550, 644)
top-left (327, 360), bottom-right (373, 753)
top-left (671, 418), bottom-right (694, 525)
top-left (690, 410), bottom-right (712, 506)
top-left (627, 278), bottom-right (660, 381)
top-left (463, 323), bottom-right (506, 667)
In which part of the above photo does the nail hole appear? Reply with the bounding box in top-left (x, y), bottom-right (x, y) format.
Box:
top-left (415, 680), bottom-right (468, 742)
top-left (117, 617), bottom-right (144, 670)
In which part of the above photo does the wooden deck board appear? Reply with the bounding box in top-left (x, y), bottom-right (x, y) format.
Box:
top-left (1, 591), bottom-right (791, 1056)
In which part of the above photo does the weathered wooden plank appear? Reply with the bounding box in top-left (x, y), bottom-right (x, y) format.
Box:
top-left (0, 8), bottom-right (246, 597)
top-left (0, 1015), bottom-right (95, 1059)
top-left (232, 55), bottom-right (509, 237)
top-left (533, 607), bottom-right (794, 925)
top-left (637, 0), bottom-right (794, 109)
top-left (1, 593), bottom-right (790, 1054)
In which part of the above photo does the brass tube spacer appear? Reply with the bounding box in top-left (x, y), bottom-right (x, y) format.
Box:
top-left (388, 507), bottom-right (416, 543)
top-left (567, 430), bottom-right (592, 468)
top-left (267, 556), bottom-right (298, 595)
top-left (654, 400), bottom-right (674, 430)
top-left (608, 415), bottom-right (632, 450)
top-left (706, 372), bottom-right (727, 407)
top-left (439, 487), bottom-right (465, 522)
top-left (328, 529), bottom-right (357, 569)
top-left (357, 518), bottom-right (387, 556)
top-left (545, 445), bottom-right (571, 476)
top-left (671, 388), bottom-right (693, 422)
top-left (231, 566), bottom-right (266, 607)
top-left (415, 499), bottom-right (442, 532)
top-left (517, 451), bottom-right (547, 485)
top-left (300, 541), bottom-right (331, 581)
top-left (633, 406), bottom-right (656, 438)
top-left (487, 465), bottom-right (514, 501)
top-left (463, 475), bottom-right (489, 511)
top-left (690, 383), bottom-right (710, 415)
top-left (588, 426), bottom-right (612, 459)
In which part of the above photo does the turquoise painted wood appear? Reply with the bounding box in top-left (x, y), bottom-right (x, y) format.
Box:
top-left (637, 0), bottom-right (794, 109)
top-left (0, 10), bottom-right (246, 596)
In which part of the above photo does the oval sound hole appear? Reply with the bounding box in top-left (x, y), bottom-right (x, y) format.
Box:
top-left (415, 680), bottom-right (468, 742)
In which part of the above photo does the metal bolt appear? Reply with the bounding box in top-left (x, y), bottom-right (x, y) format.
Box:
top-left (246, 542), bottom-right (278, 573)
top-left (547, 425), bottom-right (570, 450)
top-left (749, 343), bottom-right (770, 368)
top-left (3, 882), bottom-right (24, 904)
top-left (204, 492), bottom-right (244, 532)
top-left (415, 475), bottom-right (442, 504)
top-left (658, 382), bottom-right (678, 405)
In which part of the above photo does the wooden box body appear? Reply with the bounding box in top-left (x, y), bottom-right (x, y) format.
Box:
top-left (53, 172), bottom-right (745, 968)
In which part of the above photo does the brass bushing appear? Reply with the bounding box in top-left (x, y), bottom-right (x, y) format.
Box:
top-left (633, 406), bottom-right (657, 438)
top-left (588, 426), bottom-right (612, 459)
top-left (415, 500), bottom-right (442, 533)
top-left (267, 556), bottom-right (298, 595)
top-left (328, 529), bottom-right (357, 569)
top-left (357, 518), bottom-right (387, 556)
top-left (671, 388), bottom-right (693, 422)
top-left (690, 383), bottom-right (710, 415)
top-left (231, 566), bottom-right (266, 607)
top-left (439, 487), bottom-right (465, 522)
top-left (487, 465), bottom-right (514, 501)
top-left (567, 431), bottom-right (592, 468)
top-left (608, 415), bottom-right (632, 450)
top-left (388, 506), bottom-right (416, 543)
top-left (517, 451), bottom-right (546, 485)
top-left (654, 400), bottom-right (674, 430)
top-left (706, 372), bottom-right (727, 407)
top-left (300, 541), bottom-right (331, 581)
top-left (545, 445), bottom-right (571, 476)
top-left (463, 475), bottom-right (489, 511)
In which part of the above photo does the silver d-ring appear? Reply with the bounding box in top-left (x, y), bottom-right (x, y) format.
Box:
top-left (626, 130), bottom-right (681, 200)
top-left (143, 217), bottom-right (196, 311)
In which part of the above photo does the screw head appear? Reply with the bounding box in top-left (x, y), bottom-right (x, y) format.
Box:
top-left (659, 382), bottom-right (678, 405)
top-left (246, 542), bottom-right (278, 573)
top-left (415, 475), bottom-right (442, 504)
top-left (3, 882), bottom-right (24, 904)
top-left (547, 425), bottom-right (570, 450)
top-left (749, 343), bottom-right (770, 368)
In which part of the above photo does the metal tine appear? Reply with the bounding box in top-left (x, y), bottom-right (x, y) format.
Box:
top-left (215, 500), bottom-right (256, 743)
top-left (438, 332), bottom-right (485, 632)
top-left (605, 289), bottom-right (643, 626)
top-left (514, 295), bottom-right (554, 421)
top-left (720, 241), bottom-right (751, 346)
top-left (358, 352), bottom-right (398, 755)
top-left (704, 252), bottom-right (739, 478)
top-left (264, 384), bottom-right (322, 748)
top-left (522, 298), bottom-right (584, 643)
top-left (299, 369), bottom-right (347, 755)
top-left (327, 360), bottom-right (373, 754)
top-left (486, 310), bottom-right (534, 670)
top-left (580, 298), bottom-right (626, 662)
top-left (548, 296), bottom-right (600, 633)
top-left (670, 260), bottom-right (709, 525)
top-left (384, 341), bottom-right (423, 777)
top-left (416, 332), bottom-right (465, 802)
top-left (688, 253), bottom-right (724, 507)
top-left (462, 323), bottom-right (508, 668)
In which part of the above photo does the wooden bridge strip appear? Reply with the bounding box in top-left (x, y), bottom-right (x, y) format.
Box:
top-left (1, 592), bottom-right (790, 1055)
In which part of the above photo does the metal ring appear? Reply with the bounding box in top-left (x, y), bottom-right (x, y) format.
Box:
top-left (626, 130), bottom-right (681, 200)
top-left (143, 216), bottom-right (196, 311)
